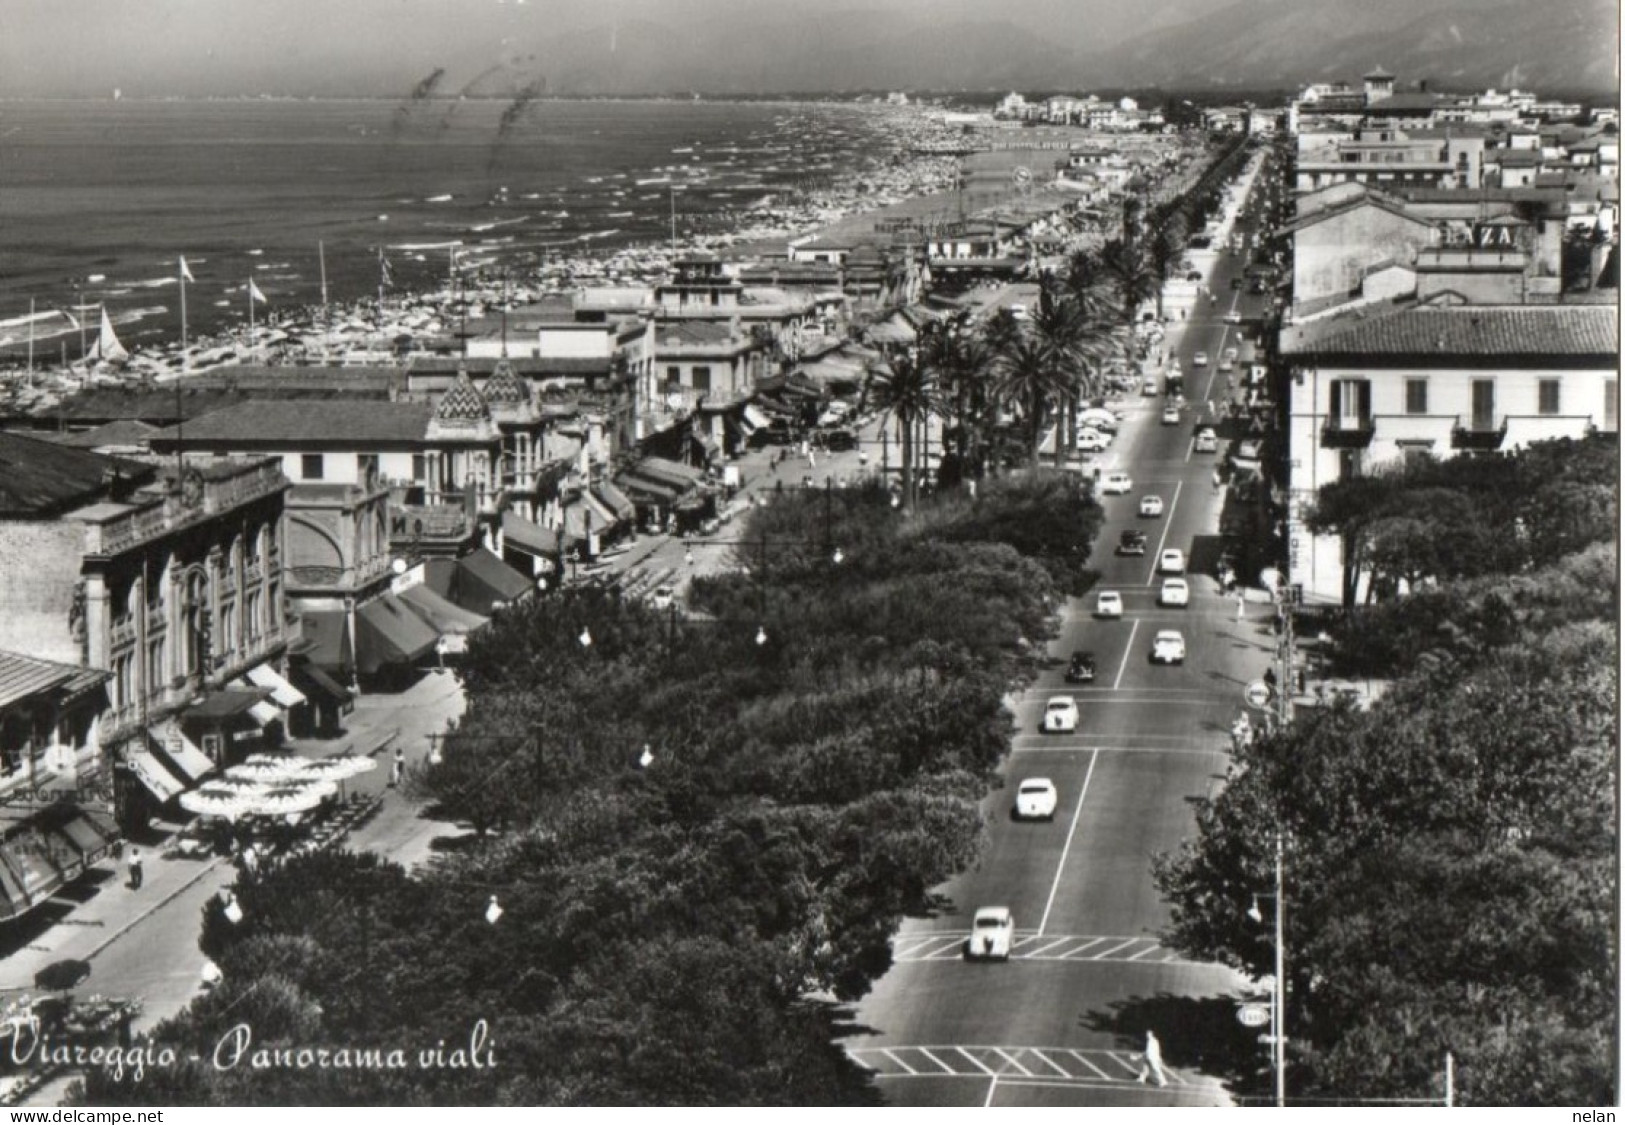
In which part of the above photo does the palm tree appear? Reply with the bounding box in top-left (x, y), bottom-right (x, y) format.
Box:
top-left (1100, 236), bottom-right (1160, 327)
top-left (917, 319), bottom-right (996, 485)
top-left (993, 334), bottom-right (1072, 471)
top-left (860, 346), bottom-right (942, 507)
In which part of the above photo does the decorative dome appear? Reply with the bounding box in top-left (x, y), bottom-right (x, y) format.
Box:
top-left (435, 368), bottom-right (489, 421)
top-left (482, 359), bottom-right (528, 406)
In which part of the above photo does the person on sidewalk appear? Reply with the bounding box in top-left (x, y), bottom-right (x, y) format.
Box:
top-left (1136, 1030), bottom-right (1169, 1087)
top-left (390, 746), bottom-right (406, 788)
top-left (1237, 592), bottom-right (1247, 620)
top-left (127, 847), bottom-right (143, 890)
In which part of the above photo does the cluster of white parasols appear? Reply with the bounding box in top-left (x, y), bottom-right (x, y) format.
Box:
top-left (178, 753), bottom-right (377, 821)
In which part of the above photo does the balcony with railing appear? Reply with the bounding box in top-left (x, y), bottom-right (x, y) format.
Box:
top-left (1320, 414), bottom-right (1375, 448)
top-left (1370, 413), bottom-right (1456, 445)
top-left (1502, 414), bottom-right (1596, 450)
top-left (83, 460), bottom-right (288, 559)
top-left (1451, 414), bottom-right (1509, 451)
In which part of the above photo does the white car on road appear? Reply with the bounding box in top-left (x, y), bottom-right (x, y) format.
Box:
top-left (1042, 696), bottom-right (1080, 733)
top-left (1160, 577), bottom-right (1190, 607)
top-left (1014, 778), bottom-right (1059, 820)
top-left (967, 906), bottom-right (1014, 960)
top-left (1193, 428), bottom-right (1219, 453)
top-left (1151, 629), bottom-right (1187, 664)
top-left (1160, 549), bottom-right (1187, 574)
top-left (1076, 428), bottom-right (1112, 452)
top-left (1101, 472), bottom-right (1133, 495)
top-left (1192, 351), bottom-right (1209, 367)
top-left (1095, 591), bottom-right (1124, 618)
top-left (1161, 405), bottom-right (1181, 425)
top-left (1139, 495), bottom-right (1165, 518)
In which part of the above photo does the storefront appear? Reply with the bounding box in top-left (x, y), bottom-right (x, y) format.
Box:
top-left (182, 688), bottom-right (280, 764)
top-left (0, 804), bottom-right (120, 923)
top-left (423, 548), bottom-right (534, 616)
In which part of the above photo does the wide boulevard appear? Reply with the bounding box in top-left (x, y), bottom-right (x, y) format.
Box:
top-left (849, 154), bottom-right (1278, 1107)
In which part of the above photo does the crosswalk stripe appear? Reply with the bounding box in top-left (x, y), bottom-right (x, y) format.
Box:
top-left (1028, 1050), bottom-right (1072, 1078)
top-left (1106, 1051), bottom-right (1143, 1077)
top-left (1019, 936), bottom-right (1077, 959)
top-left (1066, 1049), bottom-right (1114, 1081)
top-left (1089, 939), bottom-right (1142, 960)
top-left (992, 1048), bottom-right (1034, 1077)
top-left (956, 1047), bottom-right (996, 1076)
top-left (1124, 942), bottom-right (1161, 961)
top-left (917, 1048), bottom-right (955, 1075)
top-left (881, 1049), bottom-right (918, 1075)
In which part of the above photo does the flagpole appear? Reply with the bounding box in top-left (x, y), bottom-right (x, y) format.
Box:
top-left (179, 258), bottom-right (189, 372)
top-left (75, 285), bottom-right (87, 370)
top-left (670, 184), bottom-right (677, 254)
top-left (248, 277), bottom-right (255, 353)
top-left (26, 297), bottom-right (34, 387)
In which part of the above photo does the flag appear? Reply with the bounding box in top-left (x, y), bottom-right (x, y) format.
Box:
top-left (248, 280), bottom-right (268, 304)
top-left (379, 250), bottom-right (394, 288)
top-left (179, 256), bottom-right (195, 283)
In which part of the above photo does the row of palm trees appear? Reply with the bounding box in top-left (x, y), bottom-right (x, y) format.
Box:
top-left (860, 228), bottom-right (1182, 508)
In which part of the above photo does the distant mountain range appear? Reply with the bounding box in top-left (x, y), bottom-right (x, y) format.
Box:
top-left (487, 0), bottom-right (1618, 99)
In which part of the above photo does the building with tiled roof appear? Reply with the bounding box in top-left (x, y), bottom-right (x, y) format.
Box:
top-left (1282, 303), bottom-right (1619, 602)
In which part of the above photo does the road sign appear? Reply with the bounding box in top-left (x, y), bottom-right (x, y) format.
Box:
top-left (1237, 1004), bottom-right (1270, 1028)
top-left (1245, 681), bottom-right (1273, 709)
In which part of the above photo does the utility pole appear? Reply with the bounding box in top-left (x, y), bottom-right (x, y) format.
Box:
top-left (1276, 584), bottom-right (1297, 728)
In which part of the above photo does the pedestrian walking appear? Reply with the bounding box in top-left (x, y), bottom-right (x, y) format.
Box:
top-left (1136, 1030), bottom-right (1169, 1087)
top-left (808, 449), bottom-right (817, 470)
top-left (391, 746), bottom-right (406, 788)
top-left (1212, 468), bottom-right (1223, 494)
top-left (127, 847), bottom-right (143, 890)
top-left (1237, 592), bottom-right (1247, 620)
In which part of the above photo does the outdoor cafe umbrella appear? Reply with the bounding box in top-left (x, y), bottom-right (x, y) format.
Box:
top-left (292, 756), bottom-right (374, 782)
top-left (240, 779), bottom-right (338, 817)
top-left (179, 783), bottom-right (259, 819)
top-left (226, 759), bottom-right (303, 783)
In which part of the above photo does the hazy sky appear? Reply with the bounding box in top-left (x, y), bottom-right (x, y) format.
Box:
top-left (0, 0), bottom-right (1206, 97)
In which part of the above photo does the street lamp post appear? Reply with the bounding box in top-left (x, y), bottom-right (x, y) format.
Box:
top-left (1249, 832), bottom-right (1287, 1106)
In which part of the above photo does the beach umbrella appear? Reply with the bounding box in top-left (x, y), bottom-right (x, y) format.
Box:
top-left (226, 760), bottom-right (300, 783)
top-left (243, 786), bottom-right (331, 817)
top-left (293, 756), bottom-right (374, 781)
top-left (179, 789), bottom-right (248, 819)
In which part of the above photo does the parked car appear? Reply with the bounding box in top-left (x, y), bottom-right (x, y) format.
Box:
top-left (1014, 778), bottom-right (1059, 820)
top-left (1162, 404), bottom-right (1182, 425)
top-left (1143, 376), bottom-right (1161, 396)
top-left (1224, 310), bottom-right (1242, 324)
top-left (966, 906), bottom-right (1014, 960)
top-left (1077, 409), bottom-right (1120, 432)
top-left (1101, 472), bottom-right (1134, 495)
top-left (650, 586), bottom-right (675, 611)
top-left (1043, 696), bottom-right (1080, 733)
top-left (1118, 529), bottom-right (1148, 556)
top-left (1151, 629), bottom-right (1187, 664)
top-left (1139, 495), bottom-right (1165, 518)
top-left (1095, 591), bottom-right (1124, 618)
top-left (1065, 650), bottom-right (1097, 683)
top-left (1192, 351), bottom-right (1209, 367)
top-left (823, 429), bottom-right (858, 452)
top-left (1160, 577), bottom-right (1190, 607)
top-left (1077, 428), bottom-right (1111, 452)
top-left (1220, 348), bottom-right (1238, 371)
top-left (1160, 548), bottom-right (1187, 574)
top-left (1194, 428), bottom-right (1219, 453)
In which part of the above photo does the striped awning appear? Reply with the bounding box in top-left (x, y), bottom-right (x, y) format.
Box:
top-left (127, 748), bottom-right (186, 803)
top-left (245, 664), bottom-right (307, 709)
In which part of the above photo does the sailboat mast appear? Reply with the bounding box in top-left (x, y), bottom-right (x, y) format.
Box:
top-left (26, 297), bottom-right (34, 386)
top-left (76, 286), bottom-right (87, 367)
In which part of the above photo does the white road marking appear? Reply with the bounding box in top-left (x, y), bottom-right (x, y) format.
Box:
top-left (1124, 942), bottom-right (1162, 961)
top-left (1030, 1050), bottom-right (1073, 1078)
top-left (992, 1047), bottom-right (1035, 1077)
top-left (1067, 1049), bottom-right (1114, 1081)
top-left (1036, 748), bottom-right (1097, 936)
top-left (956, 1047), bottom-right (996, 1076)
top-left (882, 1049), bottom-right (918, 1075)
top-left (1106, 1051), bottom-right (1144, 1077)
top-left (983, 1075), bottom-right (999, 1106)
top-left (1112, 620), bottom-right (1139, 690)
top-left (1146, 480), bottom-right (1184, 585)
top-left (917, 1048), bottom-right (956, 1075)
top-left (1019, 936), bottom-right (1077, 959)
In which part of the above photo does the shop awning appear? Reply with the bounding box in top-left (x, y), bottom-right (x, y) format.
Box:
top-left (398, 584), bottom-right (489, 636)
top-left (355, 594), bottom-right (439, 675)
top-left (148, 721), bottom-right (215, 783)
top-left (189, 689), bottom-right (272, 723)
top-left (245, 664), bottom-right (307, 709)
top-left (502, 510), bottom-right (564, 558)
top-left (247, 700), bottom-right (281, 727)
top-left (454, 548), bottom-right (532, 611)
top-left (290, 663), bottom-right (354, 707)
top-left (48, 807), bottom-right (119, 866)
top-left (743, 404), bottom-right (772, 431)
top-left (128, 748), bottom-right (186, 803)
top-left (593, 481), bottom-right (636, 522)
top-left (298, 611), bottom-right (353, 674)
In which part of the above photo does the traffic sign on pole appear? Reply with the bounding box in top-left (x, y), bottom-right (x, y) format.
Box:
top-left (1245, 681), bottom-right (1272, 709)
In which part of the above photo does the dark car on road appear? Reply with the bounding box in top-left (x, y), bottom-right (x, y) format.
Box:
top-left (1065, 650), bottom-right (1097, 684)
top-left (822, 429), bottom-right (858, 452)
top-left (1118, 529), bottom-right (1148, 556)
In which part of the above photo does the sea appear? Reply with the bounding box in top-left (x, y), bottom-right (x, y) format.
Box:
top-left (0, 97), bottom-right (916, 353)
